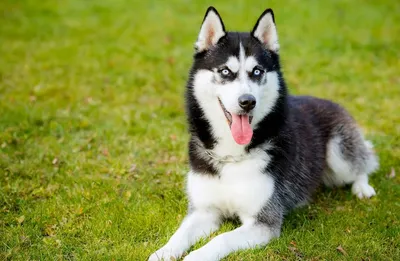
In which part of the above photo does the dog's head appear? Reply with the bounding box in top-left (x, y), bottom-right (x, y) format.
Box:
top-left (188, 7), bottom-right (284, 146)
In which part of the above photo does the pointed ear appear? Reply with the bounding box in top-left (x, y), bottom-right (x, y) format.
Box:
top-left (195, 7), bottom-right (226, 52)
top-left (251, 9), bottom-right (279, 52)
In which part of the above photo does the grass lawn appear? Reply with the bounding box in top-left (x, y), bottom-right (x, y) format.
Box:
top-left (1, 0), bottom-right (399, 260)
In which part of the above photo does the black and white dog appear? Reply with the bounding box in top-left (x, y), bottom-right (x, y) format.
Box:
top-left (149, 7), bottom-right (378, 261)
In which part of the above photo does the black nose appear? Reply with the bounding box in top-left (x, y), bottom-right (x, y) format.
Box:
top-left (238, 94), bottom-right (256, 112)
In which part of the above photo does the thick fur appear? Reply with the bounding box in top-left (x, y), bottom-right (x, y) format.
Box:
top-left (149, 7), bottom-right (378, 261)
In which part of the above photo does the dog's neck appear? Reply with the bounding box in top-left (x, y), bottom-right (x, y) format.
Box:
top-left (204, 149), bottom-right (249, 163)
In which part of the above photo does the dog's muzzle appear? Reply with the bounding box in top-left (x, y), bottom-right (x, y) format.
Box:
top-left (238, 94), bottom-right (256, 112)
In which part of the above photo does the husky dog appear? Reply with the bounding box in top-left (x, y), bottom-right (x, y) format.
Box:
top-left (149, 7), bottom-right (378, 261)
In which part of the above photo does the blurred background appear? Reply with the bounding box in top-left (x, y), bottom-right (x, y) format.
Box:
top-left (1, 0), bottom-right (399, 260)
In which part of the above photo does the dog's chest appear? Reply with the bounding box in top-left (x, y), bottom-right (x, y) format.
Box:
top-left (187, 156), bottom-right (274, 219)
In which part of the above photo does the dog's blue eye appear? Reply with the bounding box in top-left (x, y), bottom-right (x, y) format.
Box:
top-left (251, 67), bottom-right (265, 77)
top-left (221, 69), bottom-right (230, 76)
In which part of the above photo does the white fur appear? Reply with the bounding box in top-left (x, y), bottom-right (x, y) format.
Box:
top-left (244, 56), bottom-right (258, 72)
top-left (253, 12), bottom-right (279, 52)
top-left (226, 56), bottom-right (240, 73)
top-left (183, 223), bottom-right (273, 261)
top-left (187, 148), bottom-right (274, 219)
top-left (196, 10), bottom-right (225, 52)
top-left (352, 175), bottom-right (376, 199)
top-left (148, 211), bottom-right (220, 261)
top-left (325, 137), bottom-right (356, 186)
top-left (364, 140), bottom-right (379, 174)
top-left (324, 136), bottom-right (376, 199)
top-left (150, 146), bottom-right (275, 261)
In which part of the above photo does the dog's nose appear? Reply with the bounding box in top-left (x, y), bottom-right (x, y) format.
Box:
top-left (238, 94), bottom-right (256, 112)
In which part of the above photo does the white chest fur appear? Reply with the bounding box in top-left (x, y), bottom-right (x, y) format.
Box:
top-left (187, 152), bottom-right (275, 221)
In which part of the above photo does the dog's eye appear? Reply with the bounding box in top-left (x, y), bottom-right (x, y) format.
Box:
top-left (251, 67), bottom-right (264, 78)
top-left (221, 69), bottom-right (231, 76)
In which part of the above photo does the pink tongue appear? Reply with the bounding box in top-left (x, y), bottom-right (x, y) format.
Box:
top-left (230, 114), bottom-right (253, 145)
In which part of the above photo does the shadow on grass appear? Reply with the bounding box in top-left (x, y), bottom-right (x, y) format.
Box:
top-left (283, 185), bottom-right (354, 226)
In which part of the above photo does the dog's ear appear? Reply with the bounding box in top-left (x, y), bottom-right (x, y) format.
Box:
top-left (195, 7), bottom-right (226, 52)
top-left (251, 9), bottom-right (279, 52)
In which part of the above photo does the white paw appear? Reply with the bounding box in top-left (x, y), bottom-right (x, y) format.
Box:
top-left (352, 182), bottom-right (376, 199)
top-left (183, 251), bottom-right (205, 261)
top-left (149, 248), bottom-right (179, 261)
top-left (184, 249), bottom-right (216, 261)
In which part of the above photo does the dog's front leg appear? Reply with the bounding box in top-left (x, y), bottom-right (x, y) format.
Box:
top-left (183, 221), bottom-right (280, 261)
top-left (149, 210), bottom-right (220, 261)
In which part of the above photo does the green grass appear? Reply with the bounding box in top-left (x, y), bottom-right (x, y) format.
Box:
top-left (1, 0), bottom-right (399, 260)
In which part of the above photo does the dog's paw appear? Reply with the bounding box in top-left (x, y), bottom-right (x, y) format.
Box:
top-left (183, 251), bottom-right (203, 261)
top-left (149, 248), bottom-right (179, 261)
top-left (183, 249), bottom-right (213, 261)
top-left (352, 181), bottom-right (376, 199)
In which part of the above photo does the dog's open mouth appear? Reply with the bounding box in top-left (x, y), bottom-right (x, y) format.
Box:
top-left (218, 98), bottom-right (254, 145)
top-left (218, 98), bottom-right (233, 126)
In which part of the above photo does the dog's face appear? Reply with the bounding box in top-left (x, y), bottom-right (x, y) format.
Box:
top-left (190, 8), bottom-right (282, 146)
